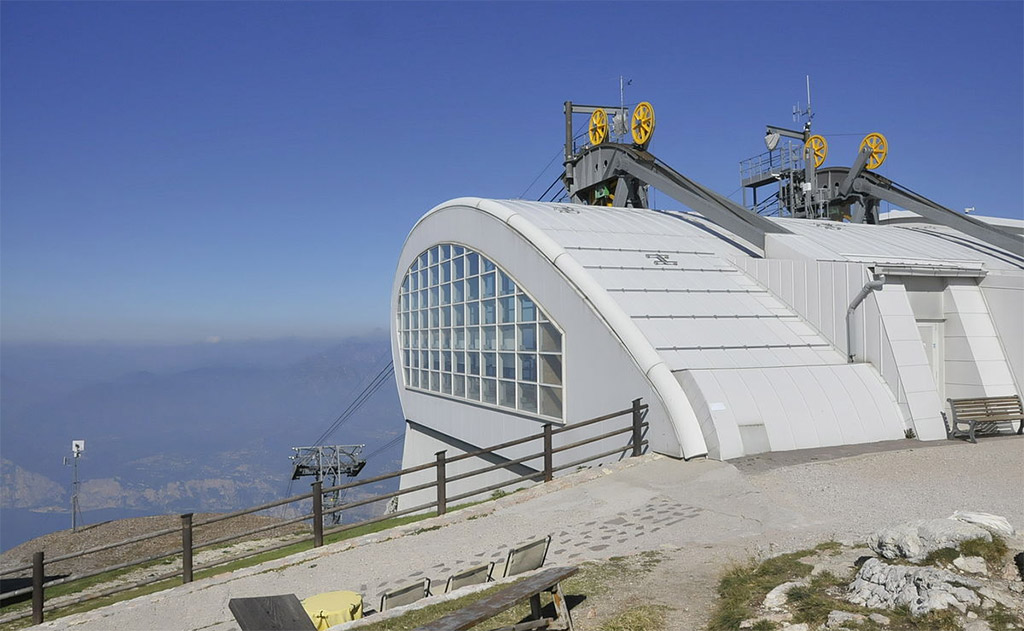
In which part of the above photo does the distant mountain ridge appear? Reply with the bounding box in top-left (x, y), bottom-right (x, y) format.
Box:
top-left (0, 334), bottom-right (404, 551)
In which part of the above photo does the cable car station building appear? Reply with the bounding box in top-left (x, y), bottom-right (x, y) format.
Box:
top-left (390, 102), bottom-right (1024, 503)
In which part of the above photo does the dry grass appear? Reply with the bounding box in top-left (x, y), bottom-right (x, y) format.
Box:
top-left (706, 549), bottom-right (815, 631)
top-left (597, 604), bottom-right (670, 631)
top-left (354, 551), bottom-right (669, 631)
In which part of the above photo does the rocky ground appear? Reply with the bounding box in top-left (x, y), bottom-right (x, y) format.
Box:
top-left (723, 513), bottom-right (1024, 631)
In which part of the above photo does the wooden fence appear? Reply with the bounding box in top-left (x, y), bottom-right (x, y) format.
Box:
top-left (0, 399), bottom-right (648, 624)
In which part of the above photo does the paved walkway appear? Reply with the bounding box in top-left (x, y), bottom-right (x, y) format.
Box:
top-left (31, 436), bottom-right (1023, 631)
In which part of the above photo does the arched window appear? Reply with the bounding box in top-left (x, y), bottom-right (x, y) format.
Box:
top-left (397, 244), bottom-right (564, 420)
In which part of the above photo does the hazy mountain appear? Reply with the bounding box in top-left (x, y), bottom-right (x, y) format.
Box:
top-left (0, 334), bottom-right (405, 550)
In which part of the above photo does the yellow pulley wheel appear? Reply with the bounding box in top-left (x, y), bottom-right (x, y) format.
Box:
top-left (588, 108), bottom-right (609, 146)
top-left (805, 134), bottom-right (828, 168)
top-left (631, 101), bottom-right (655, 146)
top-left (860, 132), bottom-right (888, 170)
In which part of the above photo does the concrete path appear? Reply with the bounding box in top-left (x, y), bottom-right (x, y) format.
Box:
top-left (31, 436), bottom-right (1023, 631)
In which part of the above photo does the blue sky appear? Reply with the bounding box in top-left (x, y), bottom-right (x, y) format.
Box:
top-left (2, 1), bottom-right (1021, 343)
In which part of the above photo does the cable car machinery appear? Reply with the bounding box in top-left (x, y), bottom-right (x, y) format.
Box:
top-left (561, 97), bottom-right (1022, 254)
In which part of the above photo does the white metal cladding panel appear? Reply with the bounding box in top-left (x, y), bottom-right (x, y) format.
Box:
top-left (658, 349), bottom-right (739, 370)
top-left (544, 230), bottom-right (721, 254)
top-left (638, 318), bottom-right (818, 351)
top-left (783, 366), bottom-right (846, 447)
top-left (502, 200), bottom-right (693, 236)
top-left (616, 292), bottom-right (780, 317)
top-left (704, 370), bottom-right (762, 427)
top-left (739, 370), bottom-right (797, 450)
top-left (754, 293), bottom-right (799, 316)
top-left (655, 340), bottom-right (842, 370)
top-left (675, 370), bottom-right (740, 459)
top-left (773, 218), bottom-right (1018, 271)
top-left (586, 268), bottom-right (748, 291)
top-left (682, 363), bottom-right (905, 458)
top-left (493, 201), bottom-right (754, 258)
top-left (980, 273), bottom-right (1024, 394)
top-left (565, 248), bottom-right (732, 270)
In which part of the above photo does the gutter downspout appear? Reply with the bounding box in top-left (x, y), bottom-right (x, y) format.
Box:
top-left (846, 274), bottom-right (886, 363)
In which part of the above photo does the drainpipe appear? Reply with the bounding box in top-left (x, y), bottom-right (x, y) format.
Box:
top-left (846, 274), bottom-right (886, 363)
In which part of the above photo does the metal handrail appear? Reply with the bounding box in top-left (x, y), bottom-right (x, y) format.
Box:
top-left (0, 397), bottom-right (649, 625)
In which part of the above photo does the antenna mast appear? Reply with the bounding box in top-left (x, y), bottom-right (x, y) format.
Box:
top-left (806, 74), bottom-right (813, 125)
top-left (65, 440), bottom-right (85, 532)
top-left (793, 74), bottom-right (814, 129)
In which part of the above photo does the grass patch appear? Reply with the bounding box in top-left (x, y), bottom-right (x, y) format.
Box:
top-left (706, 549), bottom-right (816, 631)
top-left (921, 546), bottom-right (961, 567)
top-left (787, 571), bottom-right (859, 626)
top-left (919, 535), bottom-right (1008, 568)
top-left (960, 535), bottom-right (1008, 566)
top-left (597, 604), bottom-right (670, 631)
top-left (814, 540), bottom-right (843, 555)
top-left (886, 605), bottom-right (962, 631)
top-left (987, 603), bottom-right (1022, 631)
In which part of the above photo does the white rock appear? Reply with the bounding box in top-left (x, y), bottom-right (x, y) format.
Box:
top-left (868, 612), bottom-right (891, 625)
top-left (846, 558), bottom-right (981, 615)
top-left (869, 519), bottom-right (990, 562)
top-left (964, 621), bottom-right (992, 631)
top-left (826, 610), bottom-right (866, 627)
top-left (782, 624), bottom-right (809, 631)
top-left (763, 580), bottom-right (805, 609)
top-left (979, 585), bottom-right (1019, 609)
top-left (953, 555), bottom-right (988, 575)
top-left (950, 511), bottom-right (1015, 537)
top-left (739, 619), bottom-right (756, 629)
top-left (967, 611), bottom-right (979, 619)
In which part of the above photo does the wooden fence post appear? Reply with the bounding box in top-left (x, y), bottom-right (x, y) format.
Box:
top-left (312, 480), bottom-right (324, 548)
top-left (31, 551), bottom-right (43, 624)
top-left (435, 450), bottom-right (447, 515)
top-left (543, 423), bottom-right (553, 482)
top-left (181, 513), bottom-right (193, 584)
top-left (631, 398), bottom-right (643, 457)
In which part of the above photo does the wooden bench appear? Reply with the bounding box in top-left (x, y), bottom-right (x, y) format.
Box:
top-left (945, 395), bottom-right (1024, 443)
top-left (413, 566), bottom-right (577, 631)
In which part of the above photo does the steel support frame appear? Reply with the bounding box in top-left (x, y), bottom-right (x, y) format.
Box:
top-left (569, 144), bottom-right (789, 249)
top-left (853, 179), bottom-right (1024, 255)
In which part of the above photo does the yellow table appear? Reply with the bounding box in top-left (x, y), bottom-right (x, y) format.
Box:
top-left (301, 590), bottom-right (363, 630)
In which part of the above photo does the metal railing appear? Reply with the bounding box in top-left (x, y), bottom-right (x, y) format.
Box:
top-left (0, 398), bottom-right (649, 624)
top-left (739, 141), bottom-right (803, 186)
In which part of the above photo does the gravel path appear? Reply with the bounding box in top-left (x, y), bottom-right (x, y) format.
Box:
top-left (28, 436), bottom-right (1024, 631)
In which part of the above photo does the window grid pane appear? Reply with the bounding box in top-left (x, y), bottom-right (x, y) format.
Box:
top-left (398, 244), bottom-right (564, 421)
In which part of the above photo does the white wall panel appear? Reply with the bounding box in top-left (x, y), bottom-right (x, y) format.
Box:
top-left (681, 363), bottom-right (904, 458)
top-left (980, 272), bottom-right (1024, 395)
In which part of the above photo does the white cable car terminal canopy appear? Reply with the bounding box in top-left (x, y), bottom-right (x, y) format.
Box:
top-left (392, 196), bottom-right (1022, 463)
